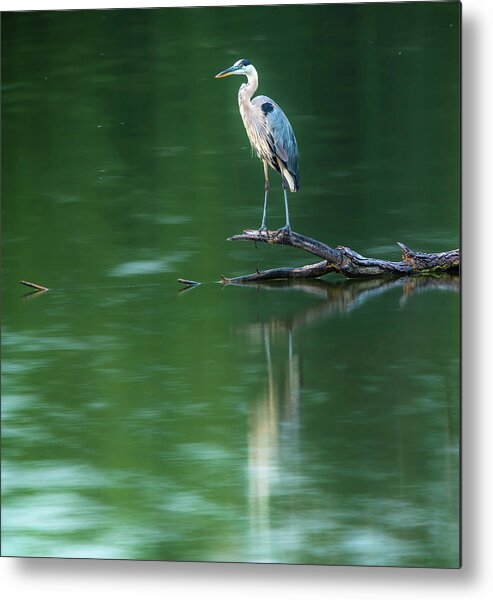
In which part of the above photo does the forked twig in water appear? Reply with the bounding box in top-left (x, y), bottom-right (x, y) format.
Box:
top-left (20, 280), bottom-right (50, 291)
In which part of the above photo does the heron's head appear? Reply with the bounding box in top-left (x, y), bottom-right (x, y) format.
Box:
top-left (215, 58), bottom-right (254, 79)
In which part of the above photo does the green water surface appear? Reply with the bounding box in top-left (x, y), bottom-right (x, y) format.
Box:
top-left (1, 2), bottom-right (460, 567)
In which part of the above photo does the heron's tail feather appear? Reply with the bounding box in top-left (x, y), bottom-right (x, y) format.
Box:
top-left (281, 165), bottom-right (299, 193)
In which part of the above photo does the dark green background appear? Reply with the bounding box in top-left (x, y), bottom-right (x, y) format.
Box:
top-left (1, 2), bottom-right (460, 566)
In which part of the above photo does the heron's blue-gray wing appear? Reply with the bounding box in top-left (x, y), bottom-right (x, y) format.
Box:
top-left (256, 97), bottom-right (299, 191)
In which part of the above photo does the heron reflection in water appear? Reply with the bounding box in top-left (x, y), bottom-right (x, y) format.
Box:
top-left (215, 59), bottom-right (299, 234)
top-left (247, 323), bottom-right (302, 562)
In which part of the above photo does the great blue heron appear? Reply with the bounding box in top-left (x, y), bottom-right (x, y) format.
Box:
top-left (215, 59), bottom-right (299, 234)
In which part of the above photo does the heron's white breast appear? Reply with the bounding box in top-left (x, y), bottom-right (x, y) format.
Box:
top-left (238, 99), bottom-right (272, 162)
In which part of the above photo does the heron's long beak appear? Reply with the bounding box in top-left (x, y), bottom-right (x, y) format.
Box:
top-left (215, 65), bottom-right (239, 78)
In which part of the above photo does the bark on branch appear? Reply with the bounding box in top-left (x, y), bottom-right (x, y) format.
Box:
top-left (223, 228), bottom-right (459, 283)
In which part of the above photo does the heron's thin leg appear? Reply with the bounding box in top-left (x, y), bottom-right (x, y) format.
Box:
top-left (260, 161), bottom-right (269, 232)
top-left (282, 180), bottom-right (291, 233)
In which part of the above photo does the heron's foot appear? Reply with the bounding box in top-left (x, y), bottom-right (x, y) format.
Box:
top-left (279, 225), bottom-right (292, 237)
top-left (258, 225), bottom-right (268, 236)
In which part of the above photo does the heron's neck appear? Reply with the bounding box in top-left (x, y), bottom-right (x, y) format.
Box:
top-left (238, 67), bottom-right (259, 108)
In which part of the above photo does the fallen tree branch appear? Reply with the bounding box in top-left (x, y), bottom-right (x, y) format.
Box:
top-left (223, 229), bottom-right (459, 282)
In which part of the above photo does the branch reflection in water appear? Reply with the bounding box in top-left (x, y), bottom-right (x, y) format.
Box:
top-left (236, 275), bottom-right (459, 564)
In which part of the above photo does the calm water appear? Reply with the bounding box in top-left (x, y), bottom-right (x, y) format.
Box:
top-left (1, 3), bottom-right (460, 567)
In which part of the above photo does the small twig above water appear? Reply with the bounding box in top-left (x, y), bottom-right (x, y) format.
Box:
top-left (177, 278), bottom-right (201, 294)
top-left (20, 280), bottom-right (50, 291)
top-left (177, 278), bottom-right (201, 287)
